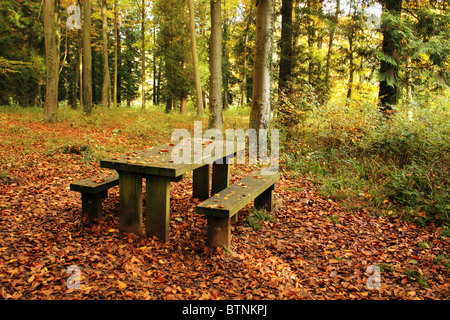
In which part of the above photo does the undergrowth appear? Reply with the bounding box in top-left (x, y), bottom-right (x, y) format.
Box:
top-left (280, 92), bottom-right (449, 231)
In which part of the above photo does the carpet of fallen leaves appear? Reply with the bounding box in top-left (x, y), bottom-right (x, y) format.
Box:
top-left (0, 114), bottom-right (449, 300)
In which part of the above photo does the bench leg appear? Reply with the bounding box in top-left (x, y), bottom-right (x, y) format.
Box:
top-left (146, 175), bottom-right (170, 242)
top-left (211, 160), bottom-right (230, 195)
top-left (81, 193), bottom-right (103, 219)
top-left (193, 164), bottom-right (210, 199)
top-left (206, 216), bottom-right (231, 250)
top-left (119, 171), bottom-right (143, 236)
top-left (254, 184), bottom-right (275, 212)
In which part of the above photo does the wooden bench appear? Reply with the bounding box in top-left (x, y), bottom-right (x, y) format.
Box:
top-left (70, 172), bottom-right (184, 219)
top-left (70, 173), bottom-right (120, 219)
top-left (196, 170), bottom-right (280, 249)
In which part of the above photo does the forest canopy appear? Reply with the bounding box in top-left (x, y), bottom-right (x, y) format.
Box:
top-left (0, 0), bottom-right (448, 119)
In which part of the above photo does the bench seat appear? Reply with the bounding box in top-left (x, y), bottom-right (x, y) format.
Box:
top-left (196, 170), bottom-right (280, 249)
top-left (70, 173), bottom-right (120, 219)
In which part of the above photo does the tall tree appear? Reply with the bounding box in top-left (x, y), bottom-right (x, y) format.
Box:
top-left (141, 0), bottom-right (146, 110)
top-left (101, 0), bottom-right (112, 109)
top-left (346, 0), bottom-right (356, 106)
top-left (249, 0), bottom-right (273, 130)
top-left (114, 0), bottom-right (118, 107)
top-left (43, 0), bottom-right (60, 122)
top-left (188, 0), bottom-right (204, 116)
top-left (278, 0), bottom-right (293, 96)
top-left (378, 0), bottom-right (402, 112)
top-left (83, 0), bottom-right (93, 114)
top-left (323, 0), bottom-right (340, 103)
top-left (209, 0), bottom-right (223, 129)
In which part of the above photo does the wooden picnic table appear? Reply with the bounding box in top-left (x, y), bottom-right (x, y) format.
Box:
top-left (100, 139), bottom-right (243, 241)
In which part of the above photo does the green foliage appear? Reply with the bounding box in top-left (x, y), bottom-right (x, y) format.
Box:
top-left (404, 269), bottom-right (428, 288)
top-left (0, 0), bottom-right (44, 106)
top-left (121, 11), bottom-right (142, 106)
top-left (153, 0), bottom-right (193, 109)
top-left (280, 91), bottom-right (449, 227)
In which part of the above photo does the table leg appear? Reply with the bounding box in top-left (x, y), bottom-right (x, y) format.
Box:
top-left (119, 171), bottom-right (143, 236)
top-left (193, 164), bottom-right (210, 199)
top-left (211, 158), bottom-right (230, 195)
top-left (146, 175), bottom-right (170, 242)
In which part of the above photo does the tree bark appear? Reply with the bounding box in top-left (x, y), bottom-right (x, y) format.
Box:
top-left (43, 0), bottom-right (60, 122)
top-left (141, 0), bottom-right (146, 110)
top-left (209, 0), bottom-right (223, 130)
top-left (101, 0), bottom-right (111, 109)
top-left (278, 0), bottom-right (293, 96)
top-left (188, 0), bottom-right (204, 116)
top-left (114, 0), bottom-right (118, 108)
top-left (324, 0), bottom-right (339, 103)
top-left (249, 0), bottom-right (273, 130)
top-left (83, 0), bottom-right (93, 114)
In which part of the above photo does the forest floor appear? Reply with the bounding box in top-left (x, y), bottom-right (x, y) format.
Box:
top-left (0, 108), bottom-right (448, 300)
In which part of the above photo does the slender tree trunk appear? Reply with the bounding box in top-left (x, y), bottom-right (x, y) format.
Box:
top-left (101, 0), bottom-right (111, 109)
top-left (223, 0), bottom-right (229, 111)
top-left (153, 26), bottom-right (157, 105)
top-left (43, 0), bottom-right (60, 122)
top-left (406, 55), bottom-right (412, 103)
top-left (249, 0), bottom-right (273, 130)
top-left (209, 0), bottom-right (223, 130)
top-left (156, 56), bottom-right (162, 105)
top-left (278, 0), bottom-right (293, 97)
top-left (306, 0), bottom-right (314, 85)
top-left (324, 0), bottom-right (339, 103)
top-left (188, 0), bottom-right (204, 115)
top-left (180, 95), bottom-right (187, 114)
top-left (378, 0), bottom-right (402, 112)
top-left (83, 0), bottom-right (93, 114)
top-left (346, 30), bottom-right (354, 105)
top-left (346, 1), bottom-right (355, 106)
top-left (141, 0), bottom-right (146, 110)
top-left (240, 30), bottom-right (248, 107)
top-left (78, 31), bottom-right (83, 107)
top-left (114, 0), bottom-right (118, 108)
top-left (240, 8), bottom-right (252, 107)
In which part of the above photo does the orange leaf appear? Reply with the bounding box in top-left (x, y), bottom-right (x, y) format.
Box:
top-left (164, 286), bottom-right (172, 293)
top-left (118, 280), bottom-right (127, 290)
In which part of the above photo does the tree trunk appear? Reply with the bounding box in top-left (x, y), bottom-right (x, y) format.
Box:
top-left (209, 0), bottom-right (223, 130)
top-left (278, 0), bottom-right (293, 97)
top-left (324, 0), bottom-right (339, 103)
top-left (223, 1), bottom-right (229, 111)
top-left (240, 30), bottom-right (248, 107)
top-left (180, 94), bottom-right (187, 114)
top-left (346, 29), bottom-right (354, 105)
top-left (83, 0), bottom-right (93, 114)
top-left (156, 56), bottom-right (162, 105)
top-left (141, 0), bottom-right (146, 110)
top-left (188, 0), bottom-right (204, 116)
top-left (114, 0), bottom-right (118, 108)
top-left (240, 6), bottom-right (252, 107)
top-left (153, 26), bottom-right (157, 105)
top-left (378, 0), bottom-right (402, 112)
top-left (249, 0), bottom-right (273, 130)
top-left (43, 0), bottom-right (60, 122)
top-left (78, 27), bottom-right (83, 107)
top-left (102, 0), bottom-right (111, 109)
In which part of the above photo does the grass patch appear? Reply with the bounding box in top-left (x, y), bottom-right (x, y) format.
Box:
top-left (246, 208), bottom-right (275, 231)
top-left (404, 269), bottom-right (429, 288)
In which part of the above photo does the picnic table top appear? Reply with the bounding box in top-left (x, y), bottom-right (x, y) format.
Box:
top-left (100, 140), bottom-right (244, 178)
